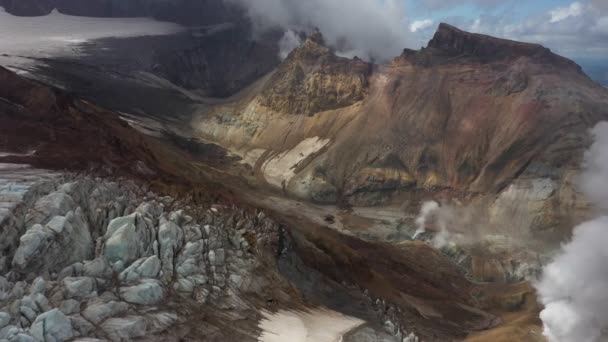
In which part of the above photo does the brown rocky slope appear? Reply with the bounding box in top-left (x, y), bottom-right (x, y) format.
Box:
top-left (195, 24), bottom-right (608, 234)
top-left (0, 66), bottom-right (204, 186)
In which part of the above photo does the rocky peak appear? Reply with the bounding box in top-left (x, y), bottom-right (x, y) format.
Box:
top-left (284, 30), bottom-right (332, 64)
top-left (258, 31), bottom-right (371, 116)
top-left (402, 23), bottom-right (581, 71)
top-left (306, 30), bottom-right (326, 46)
top-left (428, 23), bottom-right (547, 58)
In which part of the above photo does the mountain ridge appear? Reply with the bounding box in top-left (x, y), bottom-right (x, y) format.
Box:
top-left (419, 23), bottom-right (582, 71)
top-left (194, 25), bottom-right (607, 239)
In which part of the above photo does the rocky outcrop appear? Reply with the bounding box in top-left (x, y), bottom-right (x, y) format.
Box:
top-left (0, 161), bottom-right (516, 341)
top-left (152, 25), bottom-right (281, 97)
top-left (258, 33), bottom-right (371, 115)
top-left (102, 210), bottom-right (157, 267)
top-left (30, 309), bottom-right (73, 341)
top-left (0, 174), bottom-right (294, 341)
top-left (13, 209), bottom-right (93, 275)
top-left (402, 23), bottom-right (583, 70)
top-left (0, 165), bottom-right (62, 274)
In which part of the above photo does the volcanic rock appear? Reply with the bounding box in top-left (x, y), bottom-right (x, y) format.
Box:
top-left (81, 301), bottom-right (128, 325)
top-left (100, 316), bottom-right (147, 341)
top-left (102, 213), bottom-right (156, 268)
top-left (196, 24), bottom-right (608, 236)
top-left (30, 309), bottom-right (73, 342)
top-left (259, 32), bottom-right (372, 115)
top-left (120, 280), bottom-right (164, 305)
top-left (409, 23), bottom-right (582, 69)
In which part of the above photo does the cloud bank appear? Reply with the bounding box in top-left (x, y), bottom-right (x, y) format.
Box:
top-left (224, 0), bottom-right (409, 61)
top-left (536, 122), bottom-right (608, 342)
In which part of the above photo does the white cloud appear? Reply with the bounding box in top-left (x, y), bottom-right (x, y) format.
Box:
top-left (453, 1), bottom-right (608, 60)
top-left (549, 2), bottom-right (583, 23)
top-left (225, 0), bottom-right (409, 62)
top-left (410, 19), bottom-right (433, 32)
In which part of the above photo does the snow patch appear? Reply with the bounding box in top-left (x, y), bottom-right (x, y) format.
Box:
top-left (257, 308), bottom-right (364, 342)
top-left (262, 137), bottom-right (330, 188)
top-left (0, 8), bottom-right (182, 67)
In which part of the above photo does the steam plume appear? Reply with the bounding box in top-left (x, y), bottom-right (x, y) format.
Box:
top-left (278, 30), bottom-right (302, 60)
top-left (536, 122), bottom-right (608, 342)
top-left (413, 200), bottom-right (439, 238)
top-left (224, 0), bottom-right (409, 61)
top-left (412, 201), bottom-right (463, 248)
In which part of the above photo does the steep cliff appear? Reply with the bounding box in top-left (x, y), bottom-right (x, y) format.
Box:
top-left (152, 26), bottom-right (281, 97)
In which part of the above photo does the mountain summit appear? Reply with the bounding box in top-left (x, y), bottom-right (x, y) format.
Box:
top-left (196, 24), bottom-right (608, 223)
top-left (419, 23), bottom-right (582, 69)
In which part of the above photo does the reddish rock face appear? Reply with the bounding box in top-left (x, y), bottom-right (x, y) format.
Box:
top-left (421, 23), bottom-right (581, 70)
top-left (198, 25), bottom-right (608, 209)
